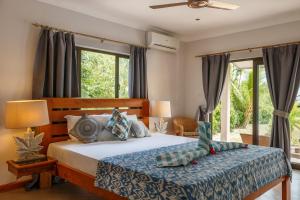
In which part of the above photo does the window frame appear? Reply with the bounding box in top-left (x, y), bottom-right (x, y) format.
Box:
top-left (76, 46), bottom-right (130, 98)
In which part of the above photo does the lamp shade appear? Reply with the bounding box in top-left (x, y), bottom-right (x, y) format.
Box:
top-left (5, 100), bottom-right (49, 129)
top-left (150, 101), bottom-right (171, 118)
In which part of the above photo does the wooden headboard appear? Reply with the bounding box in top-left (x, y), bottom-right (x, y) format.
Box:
top-left (37, 98), bottom-right (149, 153)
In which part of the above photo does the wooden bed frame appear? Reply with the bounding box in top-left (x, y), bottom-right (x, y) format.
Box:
top-left (37, 98), bottom-right (290, 200)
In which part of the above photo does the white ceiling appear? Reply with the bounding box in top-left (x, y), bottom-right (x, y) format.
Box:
top-left (37, 0), bottom-right (300, 41)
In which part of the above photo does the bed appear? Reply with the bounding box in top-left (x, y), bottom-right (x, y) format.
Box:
top-left (37, 98), bottom-right (291, 200)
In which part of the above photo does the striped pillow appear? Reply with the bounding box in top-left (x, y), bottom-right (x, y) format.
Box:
top-left (106, 109), bottom-right (131, 141)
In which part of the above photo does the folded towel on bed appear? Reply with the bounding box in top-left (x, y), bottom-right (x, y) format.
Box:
top-left (156, 147), bottom-right (209, 167)
top-left (156, 121), bottom-right (247, 167)
top-left (211, 141), bottom-right (247, 153)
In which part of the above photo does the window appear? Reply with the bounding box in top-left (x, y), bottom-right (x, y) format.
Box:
top-left (78, 47), bottom-right (129, 98)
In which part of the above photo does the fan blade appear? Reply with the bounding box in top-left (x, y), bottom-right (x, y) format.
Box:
top-left (150, 2), bottom-right (188, 9)
top-left (207, 1), bottom-right (239, 10)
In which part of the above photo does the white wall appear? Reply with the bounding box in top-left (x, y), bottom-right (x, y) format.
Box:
top-left (183, 20), bottom-right (300, 118)
top-left (0, 0), bottom-right (182, 185)
top-left (147, 46), bottom-right (184, 131)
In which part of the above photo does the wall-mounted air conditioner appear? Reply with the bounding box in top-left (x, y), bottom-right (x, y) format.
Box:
top-left (147, 32), bottom-right (179, 53)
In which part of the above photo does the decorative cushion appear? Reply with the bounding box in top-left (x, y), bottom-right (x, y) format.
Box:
top-left (129, 120), bottom-right (151, 138)
top-left (69, 114), bottom-right (99, 143)
top-left (106, 109), bottom-right (131, 141)
top-left (65, 114), bottom-right (110, 132)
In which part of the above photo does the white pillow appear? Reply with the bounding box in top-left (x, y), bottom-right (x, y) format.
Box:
top-left (100, 112), bottom-right (138, 121)
top-left (127, 115), bottom-right (138, 121)
top-left (65, 115), bottom-right (82, 132)
top-left (129, 120), bottom-right (151, 138)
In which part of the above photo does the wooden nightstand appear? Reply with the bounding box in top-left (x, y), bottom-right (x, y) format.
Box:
top-left (7, 157), bottom-right (57, 190)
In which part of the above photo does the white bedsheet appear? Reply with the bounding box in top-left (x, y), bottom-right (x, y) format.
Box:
top-left (47, 133), bottom-right (197, 176)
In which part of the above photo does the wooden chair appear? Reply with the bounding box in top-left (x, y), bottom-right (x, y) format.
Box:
top-left (173, 117), bottom-right (198, 138)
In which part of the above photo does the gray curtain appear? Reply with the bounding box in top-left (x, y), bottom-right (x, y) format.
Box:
top-left (32, 29), bottom-right (79, 98)
top-left (263, 44), bottom-right (300, 158)
top-left (129, 46), bottom-right (148, 98)
top-left (199, 53), bottom-right (230, 121)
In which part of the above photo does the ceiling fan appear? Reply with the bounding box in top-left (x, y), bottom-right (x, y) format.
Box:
top-left (149, 0), bottom-right (239, 10)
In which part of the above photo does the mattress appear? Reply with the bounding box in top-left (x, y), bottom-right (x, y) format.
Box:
top-left (47, 132), bottom-right (196, 176)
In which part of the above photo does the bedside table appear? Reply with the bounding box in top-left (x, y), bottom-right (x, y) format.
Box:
top-left (7, 157), bottom-right (57, 190)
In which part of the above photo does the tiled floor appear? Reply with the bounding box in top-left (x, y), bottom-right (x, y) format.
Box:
top-left (0, 170), bottom-right (299, 200)
top-left (0, 182), bottom-right (100, 200)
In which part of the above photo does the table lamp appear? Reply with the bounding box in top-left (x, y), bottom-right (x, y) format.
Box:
top-left (150, 101), bottom-right (171, 133)
top-left (5, 100), bottom-right (50, 164)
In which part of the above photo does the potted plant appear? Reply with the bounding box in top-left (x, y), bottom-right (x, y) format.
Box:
top-left (295, 139), bottom-right (300, 154)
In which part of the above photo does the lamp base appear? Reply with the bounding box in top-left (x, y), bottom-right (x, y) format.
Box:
top-left (13, 154), bottom-right (47, 165)
top-left (14, 128), bottom-right (46, 165)
top-left (154, 118), bottom-right (168, 133)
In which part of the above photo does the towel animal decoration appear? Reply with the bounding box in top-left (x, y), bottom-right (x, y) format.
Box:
top-left (156, 121), bottom-right (248, 167)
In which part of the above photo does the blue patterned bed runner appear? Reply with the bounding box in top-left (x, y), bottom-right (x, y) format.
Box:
top-left (95, 142), bottom-right (292, 200)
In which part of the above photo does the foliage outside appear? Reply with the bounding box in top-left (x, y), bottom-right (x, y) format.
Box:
top-left (81, 50), bottom-right (129, 98)
top-left (119, 57), bottom-right (130, 98)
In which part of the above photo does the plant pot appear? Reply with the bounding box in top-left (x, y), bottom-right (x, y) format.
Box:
top-left (240, 133), bottom-right (270, 147)
top-left (295, 148), bottom-right (300, 154)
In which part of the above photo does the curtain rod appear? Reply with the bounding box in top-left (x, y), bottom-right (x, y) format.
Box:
top-left (32, 23), bottom-right (146, 49)
top-left (195, 40), bottom-right (300, 58)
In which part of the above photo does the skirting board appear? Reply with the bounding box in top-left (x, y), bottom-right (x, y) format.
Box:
top-left (0, 179), bottom-right (32, 193)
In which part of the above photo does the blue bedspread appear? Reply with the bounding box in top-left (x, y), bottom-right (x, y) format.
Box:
top-left (94, 142), bottom-right (291, 200)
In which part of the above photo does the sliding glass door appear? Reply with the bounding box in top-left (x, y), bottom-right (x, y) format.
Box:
top-left (229, 58), bottom-right (270, 145)
top-left (228, 59), bottom-right (257, 144)
top-left (213, 58), bottom-right (266, 144)
top-left (257, 64), bottom-right (273, 146)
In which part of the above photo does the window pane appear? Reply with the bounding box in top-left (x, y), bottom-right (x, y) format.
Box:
top-left (81, 50), bottom-right (115, 98)
top-left (258, 65), bottom-right (272, 146)
top-left (229, 61), bottom-right (253, 143)
top-left (119, 57), bottom-right (129, 98)
top-left (212, 103), bottom-right (221, 141)
top-left (291, 91), bottom-right (300, 165)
